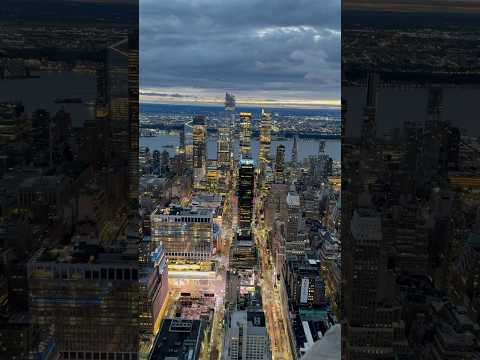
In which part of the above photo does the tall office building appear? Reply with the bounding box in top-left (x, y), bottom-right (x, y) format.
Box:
top-left (274, 145), bottom-right (285, 184)
top-left (259, 109), bottom-right (272, 170)
top-left (179, 126), bottom-right (186, 149)
top-left (286, 186), bottom-right (302, 254)
top-left (239, 112), bottom-right (252, 159)
top-left (309, 141), bottom-right (332, 179)
top-left (225, 93), bottom-right (237, 160)
top-left (127, 31), bottom-right (139, 216)
top-left (238, 158), bottom-right (255, 237)
top-left (106, 38), bottom-right (130, 168)
top-left (217, 127), bottom-right (231, 167)
top-left (218, 94), bottom-right (233, 167)
top-left (223, 309), bottom-right (271, 360)
top-left (139, 245), bottom-right (169, 338)
top-left (27, 238), bottom-right (139, 359)
top-left (291, 135), bottom-right (298, 164)
top-left (193, 115), bottom-right (207, 187)
top-left (175, 125), bottom-right (187, 175)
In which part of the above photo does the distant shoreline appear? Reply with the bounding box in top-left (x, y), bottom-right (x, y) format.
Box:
top-left (140, 128), bottom-right (341, 140)
top-left (139, 101), bottom-right (341, 111)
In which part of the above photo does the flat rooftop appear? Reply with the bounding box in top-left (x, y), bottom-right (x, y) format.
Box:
top-left (149, 318), bottom-right (204, 360)
top-left (153, 204), bottom-right (213, 217)
top-left (31, 235), bottom-right (137, 266)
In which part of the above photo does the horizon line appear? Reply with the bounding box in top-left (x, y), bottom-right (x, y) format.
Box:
top-left (139, 99), bottom-right (341, 109)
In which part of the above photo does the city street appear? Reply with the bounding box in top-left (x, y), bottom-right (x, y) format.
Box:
top-left (254, 202), bottom-right (294, 360)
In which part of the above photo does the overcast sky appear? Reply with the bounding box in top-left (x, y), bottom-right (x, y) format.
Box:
top-left (140, 0), bottom-right (340, 107)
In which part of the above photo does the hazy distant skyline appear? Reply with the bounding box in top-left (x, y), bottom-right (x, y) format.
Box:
top-left (343, 0), bottom-right (480, 13)
top-left (140, 0), bottom-right (340, 107)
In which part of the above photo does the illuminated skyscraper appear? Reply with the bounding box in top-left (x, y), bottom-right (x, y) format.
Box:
top-left (139, 245), bottom-right (168, 338)
top-left (28, 239), bottom-right (139, 358)
top-left (274, 145), bottom-right (285, 183)
top-left (225, 93), bottom-right (236, 127)
top-left (192, 115), bottom-right (207, 187)
top-left (218, 94), bottom-right (235, 167)
top-left (217, 127), bottom-right (231, 167)
top-left (239, 112), bottom-right (252, 159)
top-left (225, 92), bottom-right (236, 160)
top-left (238, 158), bottom-right (255, 237)
top-left (259, 109), bottom-right (272, 169)
top-left (175, 126), bottom-right (187, 175)
top-left (179, 126), bottom-right (186, 150)
top-left (183, 119), bottom-right (194, 169)
top-left (128, 31), bottom-right (139, 218)
top-left (286, 186), bottom-right (301, 251)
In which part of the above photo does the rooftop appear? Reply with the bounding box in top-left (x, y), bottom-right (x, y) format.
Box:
top-left (302, 324), bottom-right (340, 360)
top-left (149, 318), bottom-right (204, 360)
top-left (240, 157), bottom-right (255, 166)
top-left (154, 204), bottom-right (213, 217)
top-left (287, 192), bottom-right (301, 207)
top-left (31, 235), bottom-right (137, 265)
top-left (19, 175), bottom-right (65, 191)
top-left (229, 310), bottom-right (268, 337)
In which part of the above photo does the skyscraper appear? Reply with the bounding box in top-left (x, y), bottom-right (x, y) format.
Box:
top-left (274, 145), bottom-right (285, 184)
top-left (225, 92), bottom-right (236, 128)
top-left (291, 135), bottom-right (298, 164)
top-left (361, 73), bottom-right (378, 147)
top-left (28, 237), bottom-right (139, 359)
top-left (239, 112), bottom-right (252, 159)
top-left (139, 245), bottom-right (168, 338)
top-left (192, 115), bottom-right (207, 187)
top-left (343, 191), bottom-right (399, 359)
top-left (217, 127), bottom-right (231, 167)
top-left (286, 186), bottom-right (301, 253)
top-left (179, 126), bottom-right (186, 150)
top-left (175, 126), bottom-right (187, 175)
top-left (128, 31), bottom-right (139, 217)
top-left (225, 92), bottom-right (236, 160)
top-left (238, 158), bottom-right (255, 237)
top-left (259, 109), bottom-right (272, 170)
top-left (309, 141), bottom-right (332, 179)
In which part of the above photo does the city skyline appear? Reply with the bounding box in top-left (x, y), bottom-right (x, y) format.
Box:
top-left (5, 1), bottom-right (480, 360)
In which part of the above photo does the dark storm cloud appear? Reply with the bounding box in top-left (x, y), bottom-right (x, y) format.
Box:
top-left (140, 0), bottom-right (340, 100)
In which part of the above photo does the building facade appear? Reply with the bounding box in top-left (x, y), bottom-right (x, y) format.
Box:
top-left (151, 204), bottom-right (214, 261)
top-left (193, 115), bottom-right (207, 188)
top-left (223, 310), bottom-right (271, 360)
top-left (27, 239), bottom-right (139, 360)
top-left (239, 112), bottom-right (252, 159)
